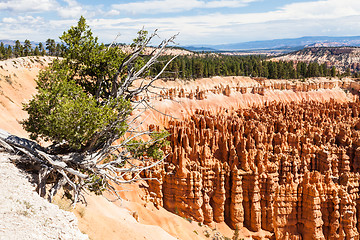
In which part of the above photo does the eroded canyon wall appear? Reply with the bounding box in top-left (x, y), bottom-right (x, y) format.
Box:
top-left (145, 99), bottom-right (360, 239)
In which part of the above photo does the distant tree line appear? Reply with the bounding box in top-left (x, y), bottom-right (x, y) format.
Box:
top-left (0, 39), bottom-right (65, 60)
top-left (0, 42), bottom-right (355, 80)
top-left (148, 55), bottom-right (350, 80)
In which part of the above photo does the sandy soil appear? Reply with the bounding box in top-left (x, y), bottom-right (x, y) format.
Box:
top-left (0, 152), bottom-right (88, 240)
top-left (0, 56), bottom-right (55, 137)
top-left (73, 192), bottom-right (178, 240)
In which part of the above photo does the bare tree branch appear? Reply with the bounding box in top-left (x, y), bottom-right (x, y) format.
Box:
top-left (0, 29), bottom-right (178, 205)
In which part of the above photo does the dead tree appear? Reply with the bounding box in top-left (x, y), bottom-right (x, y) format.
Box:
top-left (0, 26), bottom-right (178, 205)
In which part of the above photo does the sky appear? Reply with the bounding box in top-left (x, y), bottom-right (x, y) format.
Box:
top-left (1, 0), bottom-right (360, 45)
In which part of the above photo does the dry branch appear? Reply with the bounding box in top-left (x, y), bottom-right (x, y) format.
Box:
top-left (0, 29), bottom-right (178, 205)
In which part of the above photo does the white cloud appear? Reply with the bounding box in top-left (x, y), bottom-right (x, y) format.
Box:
top-left (110, 0), bottom-right (257, 15)
top-left (1, 15), bottom-right (45, 25)
top-left (280, 0), bottom-right (360, 18)
top-left (2, 17), bottom-right (17, 24)
top-left (107, 9), bottom-right (120, 16)
top-left (0, 15), bottom-right (48, 40)
top-left (106, 0), bottom-right (360, 29)
top-left (0, 0), bottom-right (57, 12)
top-left (191, 0), bottom-right (360, 26)
top-left (2, 0), bottom-right (360, 45)
top-left (0, 0), bottom-right (93, 20)
top-left (274, 0), bottom-right (360, 21)
top-left (205, 0), bottom-right (252, 8)
top-left (57, 0), bottom-right (85, 18)
top-left (88, 0), bottom-right (360, 44)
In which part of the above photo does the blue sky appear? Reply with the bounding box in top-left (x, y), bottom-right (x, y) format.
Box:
top-left (1, 0), bottom-right (360, 45)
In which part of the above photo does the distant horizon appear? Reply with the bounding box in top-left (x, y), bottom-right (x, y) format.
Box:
top-left (3, 35), bottom-right (360, 48)
top-left (1, 0), bottom-right (360, 46)
top-left (185, 35), bottom-right (360, 47)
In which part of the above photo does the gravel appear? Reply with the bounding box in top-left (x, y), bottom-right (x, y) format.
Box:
top-left (0, 152), bottom-right (88, 240)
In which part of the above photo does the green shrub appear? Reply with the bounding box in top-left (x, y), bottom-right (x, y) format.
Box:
top-left (22, 64), bottom-right (131, 151)
top-left (21, 17), bottom-right (132, 152)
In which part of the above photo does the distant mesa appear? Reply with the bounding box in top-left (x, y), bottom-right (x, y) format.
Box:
top-left (182, 36), bottom-right (360, 54)
top-left (273, 46), bottom-right (360, 72)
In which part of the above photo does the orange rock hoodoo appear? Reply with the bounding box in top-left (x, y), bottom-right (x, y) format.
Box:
top-left (145, 99), bottom-right (360, 239)
top-left (159, 79), bottom-right (340, 101)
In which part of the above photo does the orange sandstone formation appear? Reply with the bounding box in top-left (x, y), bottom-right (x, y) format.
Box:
top-left (145, 100), bottom-right (360, 239)
top-left (158, 78), bottom-right (342, 101)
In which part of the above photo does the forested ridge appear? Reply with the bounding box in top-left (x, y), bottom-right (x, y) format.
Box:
top-left (148, 54), bottom-right (343, 80)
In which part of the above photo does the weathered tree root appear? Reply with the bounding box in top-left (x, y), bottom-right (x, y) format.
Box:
top-left (0, 129), bottom-right (163, 205)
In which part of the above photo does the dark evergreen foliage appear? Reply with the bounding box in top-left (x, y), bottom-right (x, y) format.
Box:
top-left (0, 40), bottom-right (66, 60)
top-left (147, 54), bottom-right (353, 79)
